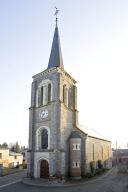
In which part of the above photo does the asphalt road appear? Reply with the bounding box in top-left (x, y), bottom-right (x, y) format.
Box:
top-left (0, 170), bottom-right (26, 189)
top-left (0, 167), bottom-right (128, 192)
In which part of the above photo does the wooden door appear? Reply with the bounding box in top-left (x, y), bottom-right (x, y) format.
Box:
top-left (40, 160), bottom-right (49, 178)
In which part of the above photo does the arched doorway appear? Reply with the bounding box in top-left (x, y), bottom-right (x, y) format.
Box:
top-left (40, 160), bottom-right (49, 178)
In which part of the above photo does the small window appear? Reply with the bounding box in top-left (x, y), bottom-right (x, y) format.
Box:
top-left (73, 144), bottom-right (80, 150)
top-left (73, 162), bottom-right (75, 167)
top-left (15, 156), bottom-right (17, 159)
top-left (0, 153), bottom-right (2, 159)
top-left (73, 161), bottom-right (80, 168)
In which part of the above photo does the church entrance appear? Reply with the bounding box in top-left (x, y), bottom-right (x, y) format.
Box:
top-left (40, 160), bottom-right (49, 178)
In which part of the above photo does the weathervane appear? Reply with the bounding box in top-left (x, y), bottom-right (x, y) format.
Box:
top-left (54, 6), bottom-right (59, 25)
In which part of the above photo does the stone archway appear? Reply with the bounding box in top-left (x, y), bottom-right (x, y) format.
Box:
top-left (40, 160), bottom-right (49, 178)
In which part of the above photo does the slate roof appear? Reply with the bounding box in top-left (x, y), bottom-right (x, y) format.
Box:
top-left (70, 131), bottom-right (82, 138)
top-left (9, 151), bottom-right (22, 156)
top-left (78, 124), bottom-right (111, 142)
top-left (48, 23), bottom-right (64, 69)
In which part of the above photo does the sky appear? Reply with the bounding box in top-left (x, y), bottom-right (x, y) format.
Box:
top-left (0, 0), bottom-right (128, 148)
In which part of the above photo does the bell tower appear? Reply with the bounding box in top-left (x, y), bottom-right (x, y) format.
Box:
top-left (28, 13), bottom-right (78, 178)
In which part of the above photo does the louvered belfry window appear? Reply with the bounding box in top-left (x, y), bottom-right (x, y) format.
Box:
top-left (41, 86), bottom-right (44, 105)
top-left (63, 85), bottom-right (67, 105)
top-left (68, 87), bottom-right (72, 108)
top-left (38, 86), bottom-right (44, 106)
top-left (48, 83), bottom-right (51, 103)
top-left (41, 129), bottom-right (48, 149)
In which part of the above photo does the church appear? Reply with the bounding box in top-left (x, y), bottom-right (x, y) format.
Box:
top-left (27, 18), bottom-right (112, 179)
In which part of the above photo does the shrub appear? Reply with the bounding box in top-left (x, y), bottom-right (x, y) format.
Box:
top-left (23, 164), bottom-right (27, 169)
top-left (102, 168), bottom-right (107, 172)
top-left (95, 168), bottom-right (102, 175)
top-left (97, 160), bottom-right (103, 169)
top-left (90, 161), bottom-right (95, 174)
top-left (15, 165), bottom-right (19, 169)
top-left (85, 172), bottom-right (93, 178)
top-left (55, 171), bottom-right (62, 178)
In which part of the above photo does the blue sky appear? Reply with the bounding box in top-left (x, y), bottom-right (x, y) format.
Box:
top-left (0, 0), bottom-right (128, 148)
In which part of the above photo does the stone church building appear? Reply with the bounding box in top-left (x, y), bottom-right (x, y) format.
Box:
top-left (28, 21), bottom-right (112, 179)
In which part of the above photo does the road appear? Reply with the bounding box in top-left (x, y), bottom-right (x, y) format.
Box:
top-left (0, 170), bottom-right (26, 189)
top-left (0, 167), bottom-right (128, 192)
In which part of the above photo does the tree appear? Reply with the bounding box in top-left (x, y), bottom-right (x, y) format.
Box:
top-left (0, 142), bottom-right (8, 149)
top-left (15, 142), bottom-right (20, 153)
top-left (10, 142), bottom-right (21, 153)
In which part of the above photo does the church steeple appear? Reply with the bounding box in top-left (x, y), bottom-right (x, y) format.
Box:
top-left (48, 8), bottom-right (64, 69)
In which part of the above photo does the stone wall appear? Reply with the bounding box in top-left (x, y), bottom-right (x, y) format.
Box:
top-left (0, 149), bottom-right (9, 167)
top-left (28, 67), bottom-right (77, 178)
top-left (86, 136), bottom-right (112, 172)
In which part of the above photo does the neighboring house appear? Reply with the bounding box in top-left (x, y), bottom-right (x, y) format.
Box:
top-left (113, 149), bottom-right (128, 172)
top-left (113, 148), bottom-right (128, 165)
top-left (113, 148), bottom-right (128, 172)
top-left (0, 149), bottom-right (9, 167)
top-left (0, 149), bottom-right (23, 168)
top-left (9, 152), bottom-right (23, 168)
top-left (28, 20), bottom-right (112, 179)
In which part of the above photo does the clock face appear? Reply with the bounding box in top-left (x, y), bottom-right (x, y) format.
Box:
top-left (40, 109), bottom-right (48, 119)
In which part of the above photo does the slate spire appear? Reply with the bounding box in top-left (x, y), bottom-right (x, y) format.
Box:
top-left (48, 20), bottom-right (64, 69)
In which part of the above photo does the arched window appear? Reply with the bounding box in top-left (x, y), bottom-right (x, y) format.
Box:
top-left (41, 129), bottom-right (48, 149)
top-left (48, 83), bottom-right (51, 103)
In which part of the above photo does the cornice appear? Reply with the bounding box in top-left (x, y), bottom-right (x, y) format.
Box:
top-left (32, 67), bottom-right (77, 84)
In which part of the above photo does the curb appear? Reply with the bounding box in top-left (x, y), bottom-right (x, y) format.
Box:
top-left (22, 179), bottom-right (74, 188)
top-left (22, 168), bottom-right (114, 188)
